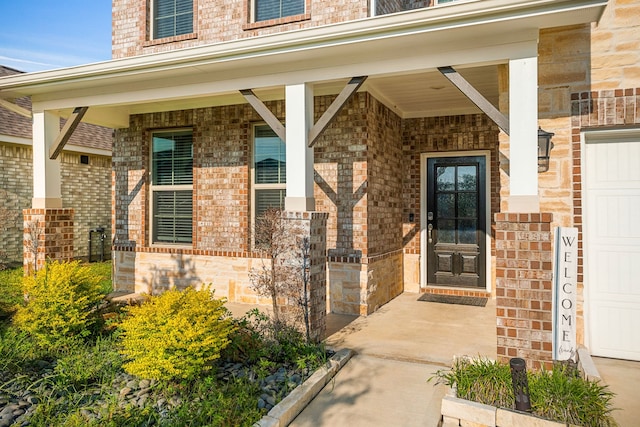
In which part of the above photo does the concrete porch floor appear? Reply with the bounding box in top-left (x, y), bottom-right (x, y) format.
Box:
top-left (201, 293), bottom-right (640, 426)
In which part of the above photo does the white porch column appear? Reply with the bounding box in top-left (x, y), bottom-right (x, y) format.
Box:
top-left (508, 57), bottom-right (539, 212)
top-left (285, 83), bottom-right (315, 211)
top-left (32, 111), bottom-right (62, 208)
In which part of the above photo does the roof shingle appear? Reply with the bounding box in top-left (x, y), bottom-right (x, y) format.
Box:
top-left (0, 66), bottom-right (112, 153)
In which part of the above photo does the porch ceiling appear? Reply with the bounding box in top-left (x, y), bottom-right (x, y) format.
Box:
top-left (0, 0), bottom-right (605, 127)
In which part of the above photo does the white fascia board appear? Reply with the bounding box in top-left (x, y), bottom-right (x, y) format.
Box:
top-left (0, 0), bottom-right (605, 104)
top-left (63, 144), bottom-right (112, 156)
top-left (0, 134), bottom-right (32, 146)
top-left (31, 35), bottom-right (538, 113)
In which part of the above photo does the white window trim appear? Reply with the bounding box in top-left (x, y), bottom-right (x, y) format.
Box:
top-left (251, 123), bottom-right (286, 245)
top-left (251, 0), bottom-right (306, 23)
top-left (149, 128), bottom-right (194, 247)
top-left (150, 0), bottom-right (194, 40)
top-left (420, 150), bottom-right (492, 294)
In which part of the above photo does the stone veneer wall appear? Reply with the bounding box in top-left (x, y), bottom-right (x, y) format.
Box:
top-left (401, 114), bottom-right (501, 295)
top-left (495, 213), bottom-right (554, 370)
top-left (0, 142), bottom-right (111, 263)
top-left (570, 88), bottom-right (640, 345)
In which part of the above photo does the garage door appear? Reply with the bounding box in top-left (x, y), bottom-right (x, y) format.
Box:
top-left (584, 132), bottom-right (640, 361)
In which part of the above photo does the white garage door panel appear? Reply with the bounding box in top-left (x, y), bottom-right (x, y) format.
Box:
top-left (591, 304), bottom-right (640, 360)
top-left (585, 134), bottom-right (640, 361)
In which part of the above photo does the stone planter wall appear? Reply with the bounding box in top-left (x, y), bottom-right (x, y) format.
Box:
top-left (441, 395), bottom-right (568, 427)
top-left (440, 348), bottom-right (601, 427)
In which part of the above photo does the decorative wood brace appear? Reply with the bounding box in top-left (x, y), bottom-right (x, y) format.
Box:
top-left (0, 98), bottom-right (32, 118)
top-left (438, 66), bottom-right (509, 135)
top-left (49, 106), bottom-right (88, 159)
top-left (240, 76), bottom-right (367, 147)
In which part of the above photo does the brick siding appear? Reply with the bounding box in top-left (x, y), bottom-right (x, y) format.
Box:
top-left (401, 114), bottom-right (501, 295)
top-left (0, 142), bottom-right (111, 263)
top-left (495, 213), bottom-right (554, 370)
top-left (23, 208), bottom-right (75, 274)
top-left (112, 0), bottom-right (370, 58)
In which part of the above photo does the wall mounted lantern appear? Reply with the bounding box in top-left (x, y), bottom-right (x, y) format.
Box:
top-left (538, 127), bottom-right (554, 172)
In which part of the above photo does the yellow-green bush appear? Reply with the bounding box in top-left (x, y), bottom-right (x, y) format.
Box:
top-left (13, 261), bottom-right (106, 351)
top-left (118, 286), bottom-right (235, 381)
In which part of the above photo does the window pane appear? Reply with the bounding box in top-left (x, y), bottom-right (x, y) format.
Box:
top-left (457, 165), bottom-right (477, 191)
top-left (154, 17), bottom-right (174, 39)
top-left (155, 0), bottom-right (193, 38)
top-left (282, 0), bottom-right (304, 17)
top-left (436, 166), bottom-right (455, 191)
top-left (176, 13), bottom-right (193, 35)
top-left (156, 0), bottom-right (174, 16)
top-left (256, 0), bottom-right (304, 21)
top-left (438, 219), bottom-right (455, 243)
top-left (458, 193), bottom-right (477, 218)
top-left (176, 0), bottom-right (193, 14)
top-left (254, 125), bottom-right (285, 184)
top-left (152, 131), bottom-right (193, 186)
top-left (436, 193), bottom-right (455, 218)
top-left (458, 219), bottom-right (477, 244)
top-left (153, 190), bottom-right (193, 243)
top-left (256, 189), bottom-right (286, 219)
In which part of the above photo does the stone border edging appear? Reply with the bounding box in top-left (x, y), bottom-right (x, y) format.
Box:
top-left (254, 348), bottom-right (353, 427)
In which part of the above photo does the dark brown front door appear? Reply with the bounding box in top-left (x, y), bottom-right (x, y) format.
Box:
top-left (426, 156), bottom-right (486, 288)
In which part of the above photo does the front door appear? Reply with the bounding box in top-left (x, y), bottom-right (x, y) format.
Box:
top-left (426, 156), bottom-right (486, 288)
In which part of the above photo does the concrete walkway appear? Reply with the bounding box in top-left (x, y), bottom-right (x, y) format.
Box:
top-left (290, 292), bottom-right (497, 427)
top-left (229, 293), bottom-right (639, 427)
top-left (592, 356), bottom-right (640, 427)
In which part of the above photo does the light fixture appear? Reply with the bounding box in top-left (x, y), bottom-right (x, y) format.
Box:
top-left (538, 127), bottom-right (554, 173)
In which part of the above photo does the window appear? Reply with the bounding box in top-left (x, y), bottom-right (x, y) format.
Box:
top-left (153, 0), bottom-right (193, 39)
top-left (151, 130), bottom-right (193, 244)
top-left (254, 0), bottom-right (304, 22)
top-left (253, 124), bottom-right (286, 219)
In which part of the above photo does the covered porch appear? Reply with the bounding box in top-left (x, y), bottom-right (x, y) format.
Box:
top-left (0, 0), bottom-right (606, 367)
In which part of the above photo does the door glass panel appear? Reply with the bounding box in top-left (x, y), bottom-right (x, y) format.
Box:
top-left (458, 219), bottom-right (477, 244)
top-left (437, 193), bottom-right (455, 218)
top-left (438, 219), bottom-right (455, 243)
top-left (436, 166), bottom-right (455, 191)
top-left (458, 193), bottom-right (477, 218)
top-left (457, 166), bottom-right (477, 191)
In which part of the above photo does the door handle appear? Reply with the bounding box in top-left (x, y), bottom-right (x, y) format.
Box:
top-left (427, 223), bottom-right (433, 243)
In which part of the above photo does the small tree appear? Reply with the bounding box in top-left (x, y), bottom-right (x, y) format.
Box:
top-left (24, 219), bottom-right (44, 275)
top-left (250, 208), bottom-right (294, 325)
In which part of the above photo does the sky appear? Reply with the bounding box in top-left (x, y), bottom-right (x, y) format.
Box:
top-left (0, 1), bottom-right (112, 73)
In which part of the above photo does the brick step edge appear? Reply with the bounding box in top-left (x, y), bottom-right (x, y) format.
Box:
top-left (254, 348), bottom-right (354, 427)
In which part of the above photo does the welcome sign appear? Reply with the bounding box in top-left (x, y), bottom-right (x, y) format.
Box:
top-left (553, 227), bottom-right (578, 361)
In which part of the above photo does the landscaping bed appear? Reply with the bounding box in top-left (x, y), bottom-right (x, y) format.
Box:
top-left (432, 355), bottom-right (617, 427)
top-left (0, 262), bottom-right (329, 427)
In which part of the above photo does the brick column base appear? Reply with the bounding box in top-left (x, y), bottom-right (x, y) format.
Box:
top-left (282, 211), bottom-right (329, 342)
top-left (495, 213), bottom-right (554, 370)
top-left (23, 209), bottom-right (75, 274)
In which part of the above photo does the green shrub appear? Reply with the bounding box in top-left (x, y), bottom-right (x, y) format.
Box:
top-left (0, 327), bottom-right (38, 372)
top-left (432, 356), bottom-right (514, 408)
top-left (530, 364), bottom-right (616, 427)
top-left (0, 266), bottom-right (24, 321)
top-left (13, 261), bottom-right (107, 351)
top-left (431, 357), bottom-right (617, 426)
top-left (53, 334), bottom-right (123, 388)
top-left (118, 286), bottom-right (235, 381)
